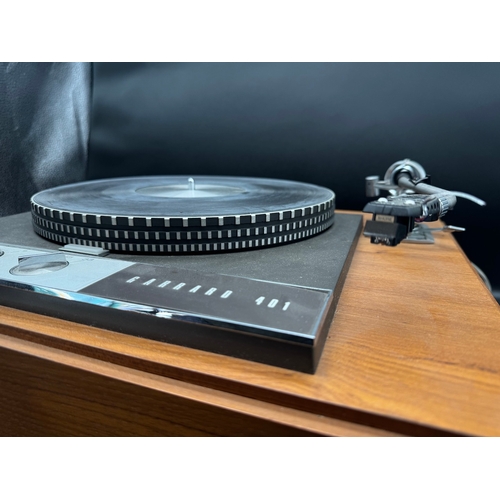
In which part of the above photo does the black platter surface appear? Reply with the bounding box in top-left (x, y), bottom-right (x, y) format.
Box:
top-left (31, 176), bottom-right (335, 253)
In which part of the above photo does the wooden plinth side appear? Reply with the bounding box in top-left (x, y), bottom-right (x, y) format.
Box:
top-left (0, 212), bottom-right (499, 436)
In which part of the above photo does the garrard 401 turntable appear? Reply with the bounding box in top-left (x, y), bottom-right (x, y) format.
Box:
top-left (0, 176), bottom-right (362, 373)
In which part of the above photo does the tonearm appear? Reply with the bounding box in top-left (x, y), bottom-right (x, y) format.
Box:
top-left (363, 159), bottom-right (486, 246)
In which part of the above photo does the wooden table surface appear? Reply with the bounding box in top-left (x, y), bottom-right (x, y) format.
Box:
top-left (0, 212), bottom-right (499, 436)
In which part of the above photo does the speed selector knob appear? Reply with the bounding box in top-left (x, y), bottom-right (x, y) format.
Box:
top-left (10, 253), bottom-right (69, 276)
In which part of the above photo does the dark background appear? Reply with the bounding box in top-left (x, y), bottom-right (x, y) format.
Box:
top-left (88, 63), bottom-right (500, 299)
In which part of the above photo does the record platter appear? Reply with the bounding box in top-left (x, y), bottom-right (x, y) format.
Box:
top-left (30, 176), bottom-right (336, 253)
top-left (0, 176), bottom-right (362, 373)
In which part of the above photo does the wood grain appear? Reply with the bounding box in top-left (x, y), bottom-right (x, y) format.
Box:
top-left (0, 211), bottom-right (499, 435)
top-left (0, 334), bottom-right (398, 436)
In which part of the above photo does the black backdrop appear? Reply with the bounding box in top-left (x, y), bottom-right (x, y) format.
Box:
top-left (87, 63), bottom-right (500, 298)
top-left (0, 62), bottom-right (90, 216)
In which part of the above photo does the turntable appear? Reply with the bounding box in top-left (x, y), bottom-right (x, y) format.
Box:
top-left (0, 176), bottom-right (362, 373)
